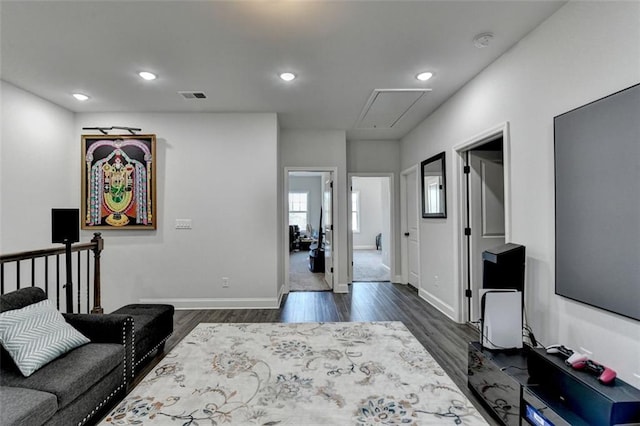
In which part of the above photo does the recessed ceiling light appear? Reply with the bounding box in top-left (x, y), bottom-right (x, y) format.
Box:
top-left (72, 93), bottom-right (89, 101)
top-left (280, 72), bottom-right (296, 82)
top-left (138, 71), bottom-right (157, 81)
top-left (416, 72), bottom-right (433, 82)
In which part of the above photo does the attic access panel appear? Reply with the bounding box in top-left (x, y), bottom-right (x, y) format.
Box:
top-left (356, 89), bottom-right (431, 129)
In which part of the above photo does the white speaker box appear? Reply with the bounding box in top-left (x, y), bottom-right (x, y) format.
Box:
top-left (480, 290), bottom-right (522, 350)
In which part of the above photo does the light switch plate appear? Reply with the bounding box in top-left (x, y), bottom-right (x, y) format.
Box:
top-left (175, 219), bottom-right (192, 229)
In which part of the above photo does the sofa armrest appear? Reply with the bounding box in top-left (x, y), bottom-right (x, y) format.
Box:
top-left (0, 287), bottom-right (47, 313)
top-left (63, 313), bottom-right (135, 382)
top-left (63, 313), bottom-right (131, 343)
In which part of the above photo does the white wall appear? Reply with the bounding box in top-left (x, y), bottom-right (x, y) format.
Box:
top-left (347, 139), bottom-right (400, 173)
top-left (73, 112), bottom-right (278, 311)
top-left (280, 129), bottom-right (348, 292)
top-left (0, 82), bottom-right (76, 253)
top-left (401, 1), bottom-right (640, 383)
top-left (352, 177), bottom-right (383, 249)
top-left (1, 89), bottom-right (282, 310)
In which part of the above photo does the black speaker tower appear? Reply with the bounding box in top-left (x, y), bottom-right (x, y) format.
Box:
top-left (482, 243), bottom-right (526, 291)
top-left (51, 209), bottom-right (79, 313)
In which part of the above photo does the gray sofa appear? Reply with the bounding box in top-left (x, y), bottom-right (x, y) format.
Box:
top-left (0, 287), bottom-right (134, 426)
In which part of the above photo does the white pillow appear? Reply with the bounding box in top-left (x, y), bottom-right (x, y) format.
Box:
top-left (0, 299), bottom-right (90, 377)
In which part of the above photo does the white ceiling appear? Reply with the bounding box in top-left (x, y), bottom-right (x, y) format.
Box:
top-left (0, 1), bottom-right (565, 140)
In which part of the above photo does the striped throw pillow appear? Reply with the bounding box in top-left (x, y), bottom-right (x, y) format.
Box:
top-left (0, 298), bottom-right (90, 377)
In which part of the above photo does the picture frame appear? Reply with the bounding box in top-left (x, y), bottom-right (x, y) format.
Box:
top-left (81, 134), bottom-right (157, 230)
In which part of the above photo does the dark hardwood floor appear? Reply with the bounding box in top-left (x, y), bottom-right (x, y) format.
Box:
top-left (139, 282), bottom-right (499, 425)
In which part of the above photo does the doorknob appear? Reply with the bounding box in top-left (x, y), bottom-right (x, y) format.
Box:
top-left (404, 232), bottom-right (410, 236)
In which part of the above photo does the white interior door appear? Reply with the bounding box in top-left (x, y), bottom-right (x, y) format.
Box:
top-left (469, 150), bottom-right (505, 321)
top-left (406, 169), bottom-right (420, 287)
top-left (323, 176), bottom-right (333, 287)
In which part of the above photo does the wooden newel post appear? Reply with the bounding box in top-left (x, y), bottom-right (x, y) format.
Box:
top-left (90, 232), bottom-right (104, 314)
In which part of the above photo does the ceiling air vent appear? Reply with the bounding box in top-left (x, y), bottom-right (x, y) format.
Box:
top-left (355, 88), bottom-right (431, 129)
top-left (178, 91), bottom-right (207, 99)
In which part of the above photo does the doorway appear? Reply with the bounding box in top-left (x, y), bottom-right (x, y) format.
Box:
top-left (286, 169), bottom-right (335, 292)
top-left (455, 123), bottom-right (510, 323)
top-left (348, 176), bottom-right (392, 282)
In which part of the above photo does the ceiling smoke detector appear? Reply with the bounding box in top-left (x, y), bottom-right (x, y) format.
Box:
top-left (473, 32), bottom-right (494, 49)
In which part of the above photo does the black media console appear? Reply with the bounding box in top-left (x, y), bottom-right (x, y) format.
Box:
top-left (468, 342), bottom-right (528, 426)
top-left (468, 342), bottom-right (640, 426)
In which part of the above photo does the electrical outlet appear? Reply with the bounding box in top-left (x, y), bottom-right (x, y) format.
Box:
top-left (222, 277), bottom-right (229, 288)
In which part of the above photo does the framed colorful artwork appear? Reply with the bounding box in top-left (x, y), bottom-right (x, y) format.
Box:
top-left (81, 134), bottom-right (157, 230)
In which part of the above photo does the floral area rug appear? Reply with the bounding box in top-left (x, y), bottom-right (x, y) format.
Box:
top-left (101, 322), bottom-right (489, 425)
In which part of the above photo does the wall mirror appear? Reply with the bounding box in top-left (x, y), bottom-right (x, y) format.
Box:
top-left (421, 152), bottom-right (447, 218)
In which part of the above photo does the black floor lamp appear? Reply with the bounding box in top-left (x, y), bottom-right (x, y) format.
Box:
top-left (52, 208), bottom-right (79, 313)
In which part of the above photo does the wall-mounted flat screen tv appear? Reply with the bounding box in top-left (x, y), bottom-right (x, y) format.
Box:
top-left (554, 83), bottom-right (639, 321)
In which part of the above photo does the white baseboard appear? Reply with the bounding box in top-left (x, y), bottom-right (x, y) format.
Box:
top-left (393, 275), bottom-right (403, 283)
top-left (353, 245), bottom-right (376, 250)
top-left (139, 297), bottom-right (280, 310)
top-left (418, 288), bottom-right (456, 321)
top-left (334, 282), bottom-right (349, 293)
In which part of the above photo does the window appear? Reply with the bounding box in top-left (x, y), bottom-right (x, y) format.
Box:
top-left (351, 191), bottom-right (360, 232)
top-left (288, 192), bottom-right (308, 229)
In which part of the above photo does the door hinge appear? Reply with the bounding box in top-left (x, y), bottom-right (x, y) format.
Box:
top-left (464, 227), bottom-right (471, 236)
top-left (330, 224), bottom-right (334, 231)
top-left (331, 267), bottom-right (334, 273)
top-left (465, 289), bottom-right (472, 298)
top-left (330, 181), bottom-right (333, 189)
top-left (463, 165), bottom-right (471, 174)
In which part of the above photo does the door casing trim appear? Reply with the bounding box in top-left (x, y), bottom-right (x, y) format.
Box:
top-left (284, 167), bottom-right (339, 293)
top-left (452, 122), bottom-right (512, 323)
top-left (347, 173), bottom-right (396, 283)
